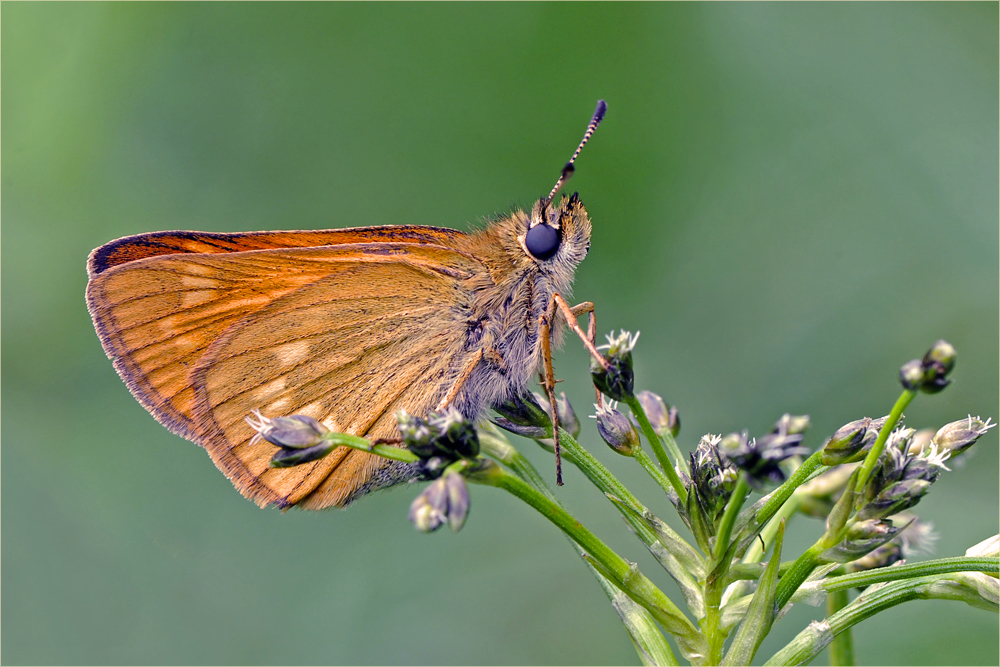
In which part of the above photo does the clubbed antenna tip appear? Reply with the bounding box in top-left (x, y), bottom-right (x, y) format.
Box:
top-left (544, 100), bottom-right (608, 205)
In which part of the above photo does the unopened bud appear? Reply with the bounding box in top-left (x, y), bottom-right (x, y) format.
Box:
top-left (592, 330), bottom-right (638, 401)
top-left (821, 518), bottom-right (902, 563)
top-left (592, 402), bottom-right (640, 456)
top-left (246, 411), bottom-right (328, 449)
top-left (491, 393), bottom-right (550, 439)
top-left (900, 340), bottom-right (957, 394)
top-left (923, 339), bottom-right (956, 375)
top-left (932, 416), bottom-right (995, 458)
top-left (857, 478), bottom-right (933, 521)
top-left (636, 390), bottom-right (680, 438)
top-left (408, 471), bottom-right (471, 533)
top-left (899, 359), bottom-right (925, 391)
top-left (821, 416), bottom-right (887, 465)
top-left (444, 471), bottom-right (471, 532)
top-left (270, 442), bottom-right (337, 468)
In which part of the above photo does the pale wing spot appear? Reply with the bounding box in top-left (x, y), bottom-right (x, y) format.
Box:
top-left (181, 289), bottom-right (218, 309)
top-left (181, 274), bottom-right (222, 289)
top-left (158, 314), bottom-right (183, 336)
top-left (266, 396), bottom-right (292, 414)
top-left (169, 331), bottom-right (204, 353)
top-left (298, 401), bottom-right (324, 419)
top-left (275, 340), bottom-right (310, 366)
top-left (252, 377), bottom-right (287, 403)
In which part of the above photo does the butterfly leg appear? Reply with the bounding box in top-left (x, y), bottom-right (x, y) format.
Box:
top-left (435, 348), bottom-right (486, 412)
top-left (540, 294), bottom-right (612, 486)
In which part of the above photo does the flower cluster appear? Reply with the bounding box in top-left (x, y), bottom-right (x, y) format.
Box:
top-left (719, 414), bottom-right (810, 490)
top-left (398, 406), bottom-right (480, 479)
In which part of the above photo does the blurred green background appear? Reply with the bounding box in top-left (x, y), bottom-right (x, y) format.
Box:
top-left (3, 3), bottom-right (997, 665)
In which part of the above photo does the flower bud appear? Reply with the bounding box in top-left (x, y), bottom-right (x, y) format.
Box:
top-left (409, 476), bottom-right (448, 532)
top-left (491, 393), bottom-right (550, 439)
top-left (923, 339), bottom-right (956, 375)
top-left (721, 420), bottom-right (810, 491)
top-left (269, 442), bottom-right (337, 468)
top-left (408, 471), bottom-right (471, 533)
top-left (246, 411), bottom-right (328, 449)
top-left (858, 478), bottom-right (933, 521)
top-left (592, 402), bottom-right (640, 456)
top-left (688, 435), bottom-right (738, 524)
top-left (820, 518), bottom-right (902, 563)
top-left (591, 330), bottom-right (638, 401)
top-left (636, 390), bottom-right (680, 438)
top-left (899, 359), bottom-right (925, 391)
top-left (932, 416), bottom-right (995, 458)
top-left (444, 471), bottom-right (471, 532)
top-left (900, 340), bottom-right (957, 394)
top-left (821, 416), bottom-right (888, 465)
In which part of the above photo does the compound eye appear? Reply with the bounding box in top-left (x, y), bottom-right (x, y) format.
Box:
top-left (525, 223), bottom-right (560, 260)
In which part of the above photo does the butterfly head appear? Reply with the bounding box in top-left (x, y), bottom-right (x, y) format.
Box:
top-left (519, 193), bottom-right (591, 273)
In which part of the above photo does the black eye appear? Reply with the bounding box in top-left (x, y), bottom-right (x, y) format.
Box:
top-left (525, 223), bottom-right (560, 260)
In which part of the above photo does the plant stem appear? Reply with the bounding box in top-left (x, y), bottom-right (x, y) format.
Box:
top-left (774, 543), bottom-right (824, 611)
top-left (626, 395), bottom-right (689, 500)
top-left (765, 569), bottom-right (999, 666)
top-left (633, 447), bottom-right (678, 496)
top-left (715, 475), bottom-right (751, 561)
top-left (820, 556), bottom-right (1000, 591)
top-left (855, 388), bottom-right (915, 492)
top-left (753, 451), bottom-right (825, 531)
top-left (827, 589), bottom-right (854, 666)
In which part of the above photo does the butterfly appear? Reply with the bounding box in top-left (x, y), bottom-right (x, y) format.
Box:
top-left (86, 100), bottom-right (608, 509)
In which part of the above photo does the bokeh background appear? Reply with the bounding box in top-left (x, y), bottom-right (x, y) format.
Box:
top-left (3, 3), bottom-right (997, 665)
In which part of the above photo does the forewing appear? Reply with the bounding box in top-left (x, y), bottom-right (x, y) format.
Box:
top-left (87, 238), bottom-right (481, 508)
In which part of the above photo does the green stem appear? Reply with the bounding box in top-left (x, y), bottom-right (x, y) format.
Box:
top-left (774, 542), bottom-right (824, 611)
top-left (827, 589), bottom-right (854, 666)
top-left (820, 556), bottom-right (1000, 592)
top-left (753, 452), bottom-right (825, 531)
top-left (626, 395), bottom-right (689, 474)
top-left (765, 569), bottom-right (999, 666)
top-left (855, 388), bottom-right (915, 493)
top-left (633, 448), bottom-right (678, 496)
top-left (323, 432), bottom-right (421, 463)
top-left (625, 395), bottom-right (689, 500)
top-left (744, 488), bottom-right (803, 563)
top-left (478, 425), bottom-right (552, 497)
top-left (554, 427), bottom-right (648, 512)
top-left (715, 475), bottom-right (751, 561)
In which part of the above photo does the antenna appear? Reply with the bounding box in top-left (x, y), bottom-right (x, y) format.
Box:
top-left (544, 99), bottom-right (607, 206)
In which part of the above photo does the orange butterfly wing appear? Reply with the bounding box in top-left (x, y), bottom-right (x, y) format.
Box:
top-left (86, 227), bottom-right (483, 508)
